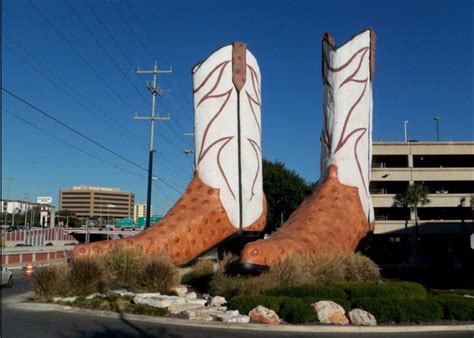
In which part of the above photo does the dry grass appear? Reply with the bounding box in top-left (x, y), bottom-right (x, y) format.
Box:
top-left (67, 258), bottom-right (107, 296)
top-left (32, 263), bottom-right (69, 299)
top-left (138, 253), bottom-right (180, 293)
top-left (102, 246), bottom-right (146, 289)
top-left (207, 252), bottom-right (380, 298)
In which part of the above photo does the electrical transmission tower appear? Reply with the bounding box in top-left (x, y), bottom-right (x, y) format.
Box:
top-left (134, 61), bottom-right (172, 229)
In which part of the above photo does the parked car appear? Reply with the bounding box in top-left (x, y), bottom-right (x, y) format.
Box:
top-left (1, 268), bottom-right (13, 288)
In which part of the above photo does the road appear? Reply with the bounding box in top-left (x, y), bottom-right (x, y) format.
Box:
top-left (1, 274), bottom-right (472, 338)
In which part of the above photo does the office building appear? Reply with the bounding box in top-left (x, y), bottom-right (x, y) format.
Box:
top-left (59, 185), bottom-right (134, 222)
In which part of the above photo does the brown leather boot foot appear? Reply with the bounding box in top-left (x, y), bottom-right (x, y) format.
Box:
top-left (72, 175), bottom-right (265, 265)
top-left (240, 165), bottom-right (371, 267)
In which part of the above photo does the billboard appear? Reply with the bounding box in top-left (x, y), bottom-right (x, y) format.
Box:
top-left (37, 196), bottom-right (53, 204)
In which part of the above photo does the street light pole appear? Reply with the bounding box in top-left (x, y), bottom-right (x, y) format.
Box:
top-left (404, 120), bottom-right (408, 142)
top-left (3, 177), bottom-right (14, 226)
top-left (434, 116), bottom-right (440, 141)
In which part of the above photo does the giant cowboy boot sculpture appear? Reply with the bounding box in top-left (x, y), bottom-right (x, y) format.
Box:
top-left (241, 29), bottom-right (376, 267)
top-left (72, 42), bottom-right (266, 265)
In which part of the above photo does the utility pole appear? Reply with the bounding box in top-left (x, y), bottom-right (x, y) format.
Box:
top-left (183, 132), bottom-right (195, 171)
top-left (434, 116), bottom-right (440, 141)
top-left (3, 177), bottom-right (14, 226)
top-left (135, 61), bottom-right (172, 229)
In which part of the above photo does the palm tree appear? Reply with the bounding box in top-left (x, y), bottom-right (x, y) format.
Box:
top-left (394, 184), bottom-right (430, 262)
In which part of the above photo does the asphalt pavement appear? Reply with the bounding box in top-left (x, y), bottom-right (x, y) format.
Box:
top-left (1, 275), bottom-right (472, 338)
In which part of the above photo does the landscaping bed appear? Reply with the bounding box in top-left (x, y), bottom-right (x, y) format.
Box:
top-left (32, 249), bottom-right (474, 326)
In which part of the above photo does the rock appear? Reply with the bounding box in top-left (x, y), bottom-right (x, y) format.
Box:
top-left (313, 301), bottom-right (349, 325)
top-left (348, 308), bottom-right (377, 326)
top-left (171, 286), bottom-right (188, 297)
top-left (249, 305), bottom-right (281, 325)
top-left (112, 289), bottom-right (136, 297)
top-left (185, 299), bottom-right (207, 306)
top-left (221, 314), bottom-right (250, 323)
top-left (189, 314), bottom-right (214, 321)
top-left (133, 294), bottom-right (185, 308)
top-left (134, 292), bottom-right (161, 298)
top-left (86, 293), bottom-right (107, 300)
top-left (210, 296), bottom-right (226, 307)
top-left (168, 303), bottom-right (205, 315)
top-left (184, 292), bottom-right (197, 300)
top-left (61, 296), bottom-right (78, 303)
top-left (183, 306), bottom-right (227, 320)
top-left (202, 293), bottom-right (210, 300)
top-left (463, 295), bottom-right (474, 299)
top-left (53, 297), bottom-right (62, 303)
top-left (62, 306), bottom-right (72, 310)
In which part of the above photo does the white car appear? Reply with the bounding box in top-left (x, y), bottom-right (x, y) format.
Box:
top-left (1, 267), bottom-right (13, 288)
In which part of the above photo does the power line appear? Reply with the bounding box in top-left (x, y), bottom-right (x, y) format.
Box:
top-left (63, 0), bottom-right (150, 106)
top-left (2, 38), bottom-right (147, 149)
top-left (81, 0), bottom-right (137, 68)
top-left (28, 0), bottom-right (136, 112)
top-left (2, 87), bottom-right (147, 172)
top-left (4, 108), bottom-right (145, 178)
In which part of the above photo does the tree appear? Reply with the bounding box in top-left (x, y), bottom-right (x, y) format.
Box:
top-left (56, 209), bottom-right (82, 227)
top-left (262, 159), bottom-right (314, 234)
top-left (394, 183), bottom-right (430, 262)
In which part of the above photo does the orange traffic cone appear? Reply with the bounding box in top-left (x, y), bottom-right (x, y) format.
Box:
top-left (25, 262), bottom-right (33, 278)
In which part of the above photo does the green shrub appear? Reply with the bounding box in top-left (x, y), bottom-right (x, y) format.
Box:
top-left (103, 246), bottom-right (145, 289)
top-left (132, 304), bottom-right (167, 316)
top-left (32, 263), bottom-right (69, 298)
top-left (335, 281), bottom-right (426, 299)
top-left (209, 273), bottom-right (248, 299)
top-left (432, 294), bottom-right (474, 321)
top-left (139, 253), bottom-right (179, 293)
top-left (67, 258), bottom-right (107, 296)
top-left (353, 297), bottom-right (443, 323)
top-left (278, 297), bottom-right (318, 324)
top-left (265, 284), bottom-right (346, 300)
top-left (228, 295), bottom-right (282, 315)
top-left (437, 289), bottom-right (474, 297)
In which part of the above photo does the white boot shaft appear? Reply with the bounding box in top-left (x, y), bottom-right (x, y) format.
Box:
top-left (192, 43), bottom-right (263, 229)
top-left (320, 29), bottom-right (375, 223)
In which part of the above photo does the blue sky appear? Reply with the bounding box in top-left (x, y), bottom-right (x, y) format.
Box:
top-left (2, 0), bottom-right (473, 215)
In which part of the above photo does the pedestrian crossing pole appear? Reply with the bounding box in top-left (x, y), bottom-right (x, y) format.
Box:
top-left (134, 61), bottom-right (172, 229)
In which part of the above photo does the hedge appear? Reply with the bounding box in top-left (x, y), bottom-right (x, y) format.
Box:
top-left (432, 294), bottom-right (474, 321)
top-left (278, 298), bottom-right (318, 324)
top-left (437, 289), bottom-right (474, 297)
top-left (353, 297), bottom-right (443, 323)
top-left (335, 281), bottom-right (427, 299)
top-left (228, 295), bottom-right (318, 324)
top-left (265, 284), bottom-right (346, 300)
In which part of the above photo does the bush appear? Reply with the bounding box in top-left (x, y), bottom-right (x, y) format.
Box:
top-left (67, 258), bottom-right (107, 296)
top-left (265, 284), bottom-right (346, 300)
top-left (181, 260), bottom-right (214, 293)
top-left (209, 273), bottom-right (248, 299)
top-left (278, 298), bottom-right (318, 324)
top-left (436, 289), bottom-right (474, 297)
top-left (432, 294), bottom-right (474, 321)
top-left (139, 253), bottom-right (179, 293)
top-left (335, 281), bottom-right (426, 299)
top-left (353, 297), bottom-right (443, 323)
top-left (32, 264), bottom-right (69, 298)
top-left (340, 253), bottom-right (381, 282)
top-left (103, 246), bottom-right (145, 290)
top-left (228, 295), bottom-right (282, 315)
top-left (132, 304), bottom-right (168, 316)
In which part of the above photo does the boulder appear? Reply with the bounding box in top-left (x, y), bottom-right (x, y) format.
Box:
top-left (171, 286), bottom-right (188, 297)
top-left (168, 303), bottom-right (205, 315)
top-left (185, 299), bottom-right (208, 306)
top-left (221, 314), bottom-right (250, 323)
top-left (348, 309), bottom-right (377, 326)
top-left (463, 295), bottom-right (474, 299)
top-left (60, 296), bottom-right (78, 303)
top-left (86, 293), bottom-right (107, 300)
top-left (249, 305), bottom-right (281, 325)
top-left (210, 296), bottom-right (226, 307)
top-left (112, 289), bottom-right (136, 297)
top-left (202, 293), bottom-right (210, 300)
top-left (133, 294), bottom-right (185, 308)
top-left (313, 301), bottom-right (349, 325)
top-left (183, 306), bottom-right (227, 320)
top-left (184, 292), bottom-right (197, 300)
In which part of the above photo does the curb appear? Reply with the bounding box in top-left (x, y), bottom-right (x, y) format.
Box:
top-left (10, 299), bottom-right (474, 334)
